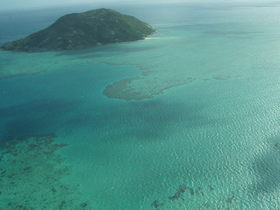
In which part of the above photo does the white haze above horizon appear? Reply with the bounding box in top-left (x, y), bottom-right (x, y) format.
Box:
top-left (1, 0), bottom-right (277, 11)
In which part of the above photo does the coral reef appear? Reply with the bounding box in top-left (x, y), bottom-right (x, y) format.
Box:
top-left (168, 184), bottom-right (187, 201)
top-left (0, 134), bottom-right (89, 210)
top-left (151, 200), bottom-right (164, 209)
top-left (152, 183), bottom-right (236, 209)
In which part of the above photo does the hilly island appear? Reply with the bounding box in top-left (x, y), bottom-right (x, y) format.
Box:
top-left (1, 8), bottom-right (155, 52)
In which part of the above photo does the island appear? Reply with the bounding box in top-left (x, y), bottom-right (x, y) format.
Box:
top-left (1, 8), bottom-right (155, 52)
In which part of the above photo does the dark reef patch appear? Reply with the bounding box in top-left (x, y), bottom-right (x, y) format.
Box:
top-left (168, 184), bottom-right (187, 201)
top-left (151, 200), bottom-right (164, 209)
top-left (152, 183), bottom-right (238, 209)
top-left (0, 134), bottom-right (90, 209)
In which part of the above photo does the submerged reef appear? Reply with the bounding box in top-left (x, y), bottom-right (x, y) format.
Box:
top-left (0, 134), bottom-right (89, 209)
top-left (1, 8), bottom-right (155, 52)
top-left (151, 200), bottom-right (164, 209)
top-left (168, 184), bottom-right (187, 201)
top-left (151, 184), bottom-right (236, 209)
top-left (103, 77), bottom-right (195, 100)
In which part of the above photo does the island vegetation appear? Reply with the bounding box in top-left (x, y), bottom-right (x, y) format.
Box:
top-left (1, 8), bottom-right (155, 52)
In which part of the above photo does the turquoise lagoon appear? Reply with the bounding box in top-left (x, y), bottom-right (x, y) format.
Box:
top-left (1, 2), bottom-right (280, 209)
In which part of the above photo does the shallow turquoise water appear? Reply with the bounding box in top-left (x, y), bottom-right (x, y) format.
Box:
top-left (1, 2), bottom-right (280, 209)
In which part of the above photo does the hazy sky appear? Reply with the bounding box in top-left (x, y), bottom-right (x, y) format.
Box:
top-left (2, 0), bottom-right (167, 11)
top-left (0, 0), bottom-right (271, 11)
top-left (3, 0), bottom-right (143, 11)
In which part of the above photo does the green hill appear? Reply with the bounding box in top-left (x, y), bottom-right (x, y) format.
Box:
top-left (2, 8), bottom-right (155, 52)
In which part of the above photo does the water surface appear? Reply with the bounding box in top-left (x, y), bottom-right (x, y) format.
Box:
top-left (1, 2), bottom-right (280, 209)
